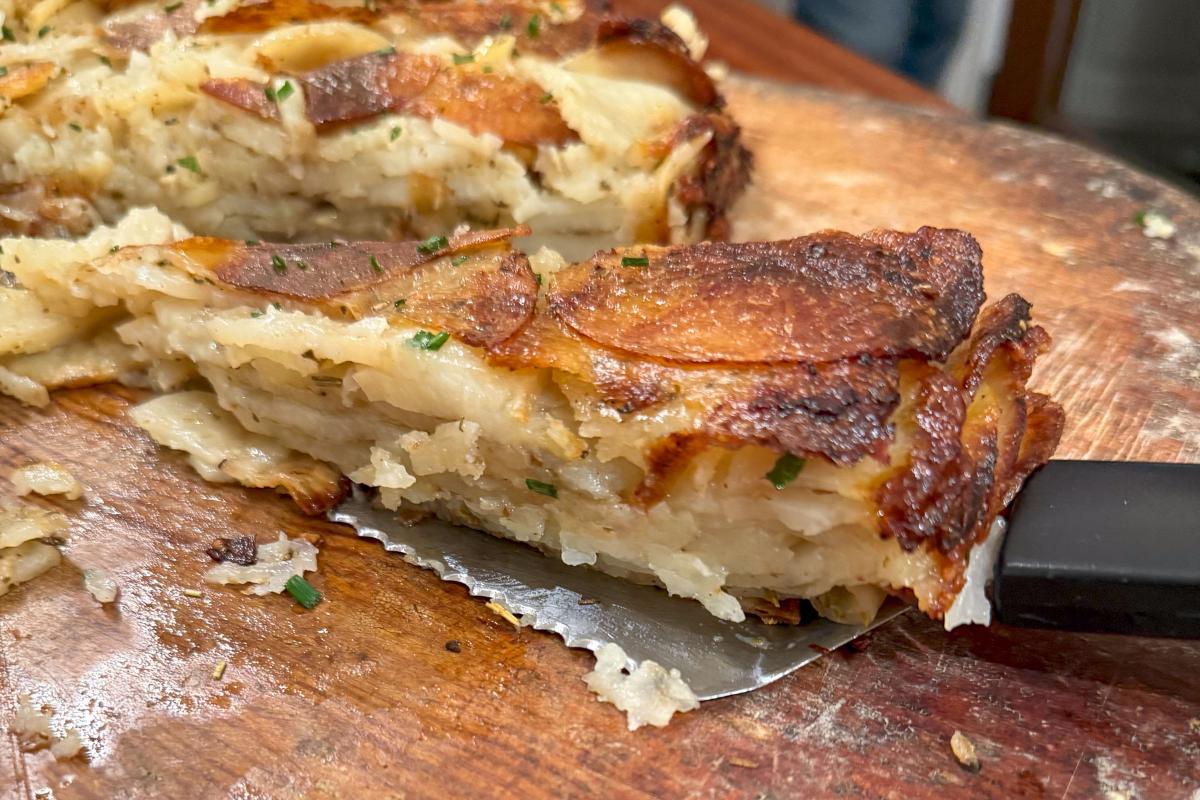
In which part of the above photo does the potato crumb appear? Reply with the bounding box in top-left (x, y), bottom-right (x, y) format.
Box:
top-left (584, 643), bottom-right (699, 731)
top-left (484, 600), bottom-right (522, 630)
top-left (1138, 210), bottom-right (1176, 239)
top-left (950, 730), bottom-right (981, 772)
top-left (181, 588), bottom-right (203, 598)
top-left (9, 694), bottom-right (83, 760)
top-left (83, 568), bottom-right (118, 604)
top-left (212, 660), bottom-right (227, 681)
top-left (11, 462), bottom-right (84, 499)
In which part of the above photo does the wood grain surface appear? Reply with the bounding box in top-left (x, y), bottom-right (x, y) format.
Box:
top-left (2, 78), bottom-right (1199, 800)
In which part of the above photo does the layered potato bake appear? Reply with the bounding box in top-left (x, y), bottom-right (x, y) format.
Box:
top-left (0, 211), bottom-right (1063, 624)
top-left (0, 0), bottom-right (748, 258)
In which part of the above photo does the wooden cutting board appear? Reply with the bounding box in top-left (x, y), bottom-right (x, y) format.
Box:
top-left (2, 77), bottom-right (1198, 800)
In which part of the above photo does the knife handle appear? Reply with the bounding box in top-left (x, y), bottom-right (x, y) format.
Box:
top-left (992, 460), bottom-right (1200, 638)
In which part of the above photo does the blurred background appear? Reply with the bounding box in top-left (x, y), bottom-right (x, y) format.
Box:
top-left (754, 0), bottom-right (1200, 192)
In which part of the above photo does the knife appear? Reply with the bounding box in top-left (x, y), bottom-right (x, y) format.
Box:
top-left (329, 460), bottom-right (1199, 701)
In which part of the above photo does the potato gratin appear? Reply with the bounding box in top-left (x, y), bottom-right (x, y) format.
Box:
top-left (0, 0), bottom-right (749, 258)
top-left (0, 211), bottom-right (1063, 625)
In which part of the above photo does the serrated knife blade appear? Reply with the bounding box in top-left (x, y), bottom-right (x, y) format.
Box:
top-left (329, 490), bottom-right (906, 700)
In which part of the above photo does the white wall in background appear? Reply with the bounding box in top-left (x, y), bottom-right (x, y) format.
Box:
top-left (938, 0), bottom-right (1013, 114)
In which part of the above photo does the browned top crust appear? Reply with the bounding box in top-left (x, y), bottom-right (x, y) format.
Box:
top-left (200, 78), bottom-right (281, 121)
top-left (298, 52), bottom-right (577, 146)
top-left (549, 227), bottom-right (985, 365)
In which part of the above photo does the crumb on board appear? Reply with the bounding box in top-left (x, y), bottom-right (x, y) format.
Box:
top-left (445, 639), bottom-right (462, 653)
top-left (584, 642), bottom-right (700, 731)
top-left (1135, 209), bottom-right (1176, 239)
top-left (181, 588), bottom-right (203, 598)
top-left (11, 462), bottom-right (84, 500)
top-left (950, 730), bottom-right (981, 772)
top-left (9, 694), bottom-right (83, 760)
top-left (484, 600), bottom-right (522, 630)
top-left (1189, 718), bottom-right (1200, 734)
top-left (82, 568), bottom-right (118, 604)
top-left (211, 660), bottom-right (227, 681)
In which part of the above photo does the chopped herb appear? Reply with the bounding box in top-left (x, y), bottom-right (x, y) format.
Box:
top-left (271, 254), bottom-right (287, 274)
top-left (389, 125), bottom-right (402, 141)
top-left (525, 478), bottom-right (557, 498)
top-left (445, 639), bottom-right (462, 653)
top-left (99, 55), bottom-right (112, 67)
top-left (164, 1), bottom-right (182, 10)
top-left (1, 26), bottom-right (14, 42)
top-left (450, 254), bottom-right (468, 266)
top-left (176, 155), bottom-right (200, 173)
top-left (527, 13), bottom-right (541, 37)
top-left (452, 53), bottom-right (475, 65)
top-left (482, 65), bottom-right (493, 73)
top-left (272, 301), bottom-right (282, 310)
top-left (393, 298), bottom-right (406, 308)
top-left (285, 574), bottom-right (322, 608)
top-left (244, 238), bottom-right (259, 245)
top-left (411, 330), bottom-right (450, 350)
top-left (539, 91), bottom-right (553, 104)
top-left (375, 45), bottom-right (396, 56)
top-left (369, 254), bottom-right (383, 273)
top-left (310, 375), bottom-right (342, 386)
top-left (211, 660), bottom-right (227, 681)
top-left (68, 122), bottom-right (82, 132)
top-left (534, 273), bottom-right (543, 286)
top-left (416, 234), bottom-right (448, 254)
top-left (498, 13), bottom-right (512, 30)
top-left (109, 245), bottom-right (120, 253)
top-left (296, 260), bottom-right (308, 270)
top-left (274, 80), bottom-right (294, 102)
top-left (0, 67), bottom-right (7, 77)
top-left (37, 25), bottom-right (51, 38)
top-left (1132, 209), bottom-right (1147, 226)
top-left (250, 310), bottom-right (263, 318)
top-left (765, 453), bottom-right (806, 489)
top-left (621, 255), bottom-right (649, 267)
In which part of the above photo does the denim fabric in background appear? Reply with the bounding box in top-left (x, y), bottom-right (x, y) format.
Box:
top-left (792, 0), bottom-right (968, 87)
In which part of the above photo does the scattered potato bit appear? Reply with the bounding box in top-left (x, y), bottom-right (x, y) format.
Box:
top-left (203, 533), bottom-right (317, 595)
top-left (584, 643), bottom-right (699, 731)
top-left (1136, 209), bottom-right (1176, 239)
top-left (950, 730), bottom-right (981, 772)
top-left (181, 588), bottom-right (203, 598)
top-left (1189, 718), bottom-right (1200, 734)
top-left (211, 660), bottom-right (227, 681)
top-left (11, 462), bottom-right (84, 499)
top-left (484, 600), bottom-right (522, 630)
top-left (9, 694), bottom-right (83, 760)
top-left (83, 568), bottom-right (118, 604)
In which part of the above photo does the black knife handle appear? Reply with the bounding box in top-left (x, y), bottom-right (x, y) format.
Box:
top-left (993, 460), bottom-right (1200, 638)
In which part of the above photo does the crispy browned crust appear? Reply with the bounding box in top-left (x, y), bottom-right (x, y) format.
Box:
top-left (669, 112), bottom-right (753, 241)
top-left (0, 62), bottom-right (59, 106)
top-left (298, 52), bottom-right (577, 146)
top-left (550, 227), bottom-right (984, 364)
top-left (179, 227), bottom-right (538, 348)
top-left (179, 227), bottom-right (1059, 577)
top-left (198, 0), bottom-right (374, 34)
top-left (200, 78), bottom-right (281, 121)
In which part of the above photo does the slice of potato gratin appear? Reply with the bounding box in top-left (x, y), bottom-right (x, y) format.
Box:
top-left (0, 210), bottom-right (1063, 625)
top-left (0, 0), bottom-right (748, 258)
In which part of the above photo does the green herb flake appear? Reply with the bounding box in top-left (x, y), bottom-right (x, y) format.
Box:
top-left (176, 155), bottom-right (200, 173)
top-left (389, 125), bottom-right (401, 141)
top-left (375, 45), bottom-right (396, 57)
top-left (369, 254), bottom-right (383, 273)
top-left (37, 25), bottom-right (51, 38)
top-left (451, 254), bottom-right (468, 266)
top-left (284, 575), bottom-right (322, 609)
top-left (621, 255), bottom-right (649, 267)
top-left (263, 85), bottom-right (276, 102)
top-left (0, 67), bottom-right (7, 77)
top-left (1, 26), bottom-right (14, 42)
top-left (452, 53), bottom-right (475, 65)
top-left (525, 478), bottom-right (557, 498)
top-left (482, 65), bottom-right (493, 73)
top-left (274, 80), bottom-right (294, 102)
top-left (1132, 209), bottom-right (1147, 226)
top-left (393, 298), bottom-right (406, 309)
top-left (109, 245), bottom-right (120, 253)
top-left (534, 273), bottom-right (543, 286)
top-left (68, 122), bottom-right (82, 132)
top-left (244, 238), bottom-right (259, 245)
top-left (99, 55), bottom-right (112, 67)
top-left (164, 1), bottom-right (182, 10)
top-left (416, 234), bottom-right (448, 255)
top-left (271, 254), bottom-right (287, 274)
top-left (410, 330), bottom-right (450, 350)
top-left (250, 310), bottom-right (264, 318)
top-left (272, 301), bottom-right (282, 310)
top-left (527, 13), bottom-right (541, 37)
top-left (539, 91), bottom-right (553, 104)
top-left (296, 259), bottom-right (308, 270)
top-left (765, 453), bottom-right (806, 489)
